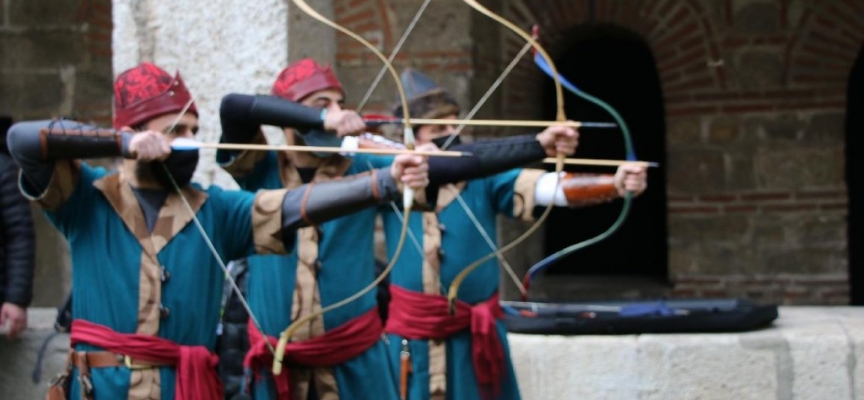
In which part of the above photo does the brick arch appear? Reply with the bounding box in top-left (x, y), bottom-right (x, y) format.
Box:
top-left (786, 2), bottom-right (864, 88)
top-left (499, 0), bottom-right (719, 119)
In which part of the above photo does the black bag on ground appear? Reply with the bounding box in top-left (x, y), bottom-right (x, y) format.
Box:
top-left (501, 298), bottom-right (778, 335)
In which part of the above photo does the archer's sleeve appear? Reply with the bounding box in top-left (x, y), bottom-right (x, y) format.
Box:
top-left (246, 167), bottom-right (404, 257)
top-left (7, 119), bottom-right (127, 212)
top-left (492, 168), bottom-right (545, 222)
top-left (428, 134), bottom-right (546, 185)
top-left (218, 93), bottom-right (325, 178)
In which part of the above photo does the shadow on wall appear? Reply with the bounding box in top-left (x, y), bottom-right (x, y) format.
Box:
top-left (540, 23), bottom-right (669, 289)
top-left (845, 44), bottom-right (864, 306)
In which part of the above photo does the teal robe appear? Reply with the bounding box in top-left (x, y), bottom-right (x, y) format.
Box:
top-left (229, 151), bottom-right (399, 400)
top-left (32, 162), bottom-right (285, 400)
top-left (382, 169), bottom-right (536, 400)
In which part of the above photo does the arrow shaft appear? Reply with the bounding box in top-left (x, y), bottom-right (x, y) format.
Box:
top-left (542, 158), bottom-right (659, 168)
top-left (187, 141), bottom-right (467, 157)
top-left (364, 118), bottom-right (615, 129)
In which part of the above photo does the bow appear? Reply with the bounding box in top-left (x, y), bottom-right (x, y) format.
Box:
top-left (446, 0), bottom-right (569, 312)
top-left (270, 0), bottom-right (418, 375)
top-left (520, 27), bottom-right (637, 298)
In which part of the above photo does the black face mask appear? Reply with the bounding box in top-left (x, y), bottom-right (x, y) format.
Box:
top-left (431, 134), bottom-right (460, 149)
top-left (148, 149), bottom-right (199, 189)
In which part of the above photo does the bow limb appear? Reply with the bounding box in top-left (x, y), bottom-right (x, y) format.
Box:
top-left (434, 41), bottom-right (537, 297)
top-left (446, 2), bottom-right (567, 312)
top-left (271, 0), bottom-right (416, 375)
top-left (521, 31), bottom-right (639, 298)
top-left (356, 0), bottom-right (432, 112)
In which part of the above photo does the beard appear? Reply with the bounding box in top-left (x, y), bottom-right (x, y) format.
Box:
top-left (134, 150), bottom-right (199, 189)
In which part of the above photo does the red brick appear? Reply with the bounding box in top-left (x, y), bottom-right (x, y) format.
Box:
top-left (810, 29), bottom-right (858, 51)
top-left (699, 195), bottom-right (737, 202)
top-left (795, 190), bottom-right (846, 199)
top-left (692, 92), bottom-right (741, 102)
top-left (826, 4), bottom-right (864, 39)
top-left (667, 195), bottom-right (695, 202)
top-left (673, 276), bottom-right (724, 284)
top-left (665, 76), bottom-right (715, 93)
top-left (655, 21), bottom-right (700, 53)
top-left (741, 193), bottom-right (792, 201)
top-left (666, 105), bottom-right (718, 116)
top-left (800, 43), bottom-right (853, 64)
top-left (721, 104), bottom-right (775, 113)
top-left (775, 101), bottom-right (846, 110)
top-left (724, 205), bottom-right (758, 213)
top-left (338, 8), bottom-right (375, 26)
top-left (668, 205), bottom-right (721, 214)
top-left (670, 289), bottom-right (698, 298)
top-left (763, 89), bottom-right (817, 100)
top-left (793, 56), bottom-right (822, 68)
top-left (763, 203), bottom-right (819, 212)
top-left (658, 46), bottom-right (705, 72)
top-left (820, 203), bottom-right (848, 212)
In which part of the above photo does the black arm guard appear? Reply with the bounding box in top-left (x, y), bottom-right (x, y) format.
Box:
top-left (218, 94), bottom-right (324, 163)
top-left (428, 134), bottom-right (546, 185)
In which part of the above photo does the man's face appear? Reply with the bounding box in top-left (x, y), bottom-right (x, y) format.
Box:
top-left (140, 113), bottom-right (200, 140)
top-left (286, 89), bottom-right (345, 145)
top-left (416, 113), bottom-right (458, 146)
top-left (300, 89), bottom-right (345, 113)
top-left (131, 112), bottom-right (200, 186)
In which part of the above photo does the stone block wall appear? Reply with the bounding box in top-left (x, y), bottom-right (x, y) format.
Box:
top-left (331, 0), bottom-right (860, 305)
top-left (496, 0), bottom-right (857, 304)
top-left (6, 0), bottom-right (859, 306)
top-left (0, 0), bottom-right (114, 306)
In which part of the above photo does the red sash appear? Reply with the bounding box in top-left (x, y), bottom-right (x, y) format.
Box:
top-left (70, 319), bottom-right (222, 400)
top-left (243, 308), bottom-right (383, 400)
top-left (385, 285), bottom-right (505, 399)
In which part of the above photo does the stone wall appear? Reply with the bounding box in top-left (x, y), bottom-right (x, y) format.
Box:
top-left (3, 307), bottom-right (862, 399)
top-left (330, 0), bottom-right (859, 305)
top-left (113, 0), bottom-right (291, 189)
top-left (5, 0), bottom-right (859, 306)
top-left (0, 0), bottom-right (114, 306)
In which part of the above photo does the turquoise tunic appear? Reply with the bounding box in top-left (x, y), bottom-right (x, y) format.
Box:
top-left (381, 169), bottom-right (525, 400)
top-left (41, 163), bottom-right (267, 400)
top-left (236, 151), bottom-right (399, 400)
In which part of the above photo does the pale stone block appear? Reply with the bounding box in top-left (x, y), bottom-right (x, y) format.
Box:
top-left (509, 334), bottom-right (640, 400)
top-left (636, 334), bottom-right (778, 400)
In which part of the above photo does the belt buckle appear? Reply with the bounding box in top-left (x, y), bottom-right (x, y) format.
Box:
top-left (123, 355), bottom-right (150, 370)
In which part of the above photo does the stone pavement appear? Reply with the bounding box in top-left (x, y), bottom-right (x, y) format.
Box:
top-left (1, 307), bottom-right (861, 399)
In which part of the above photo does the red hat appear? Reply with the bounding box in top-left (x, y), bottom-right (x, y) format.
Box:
top-left (271, 58), bottom-right (344, 102)
top-left (113, 62), bottom-right (198, 129)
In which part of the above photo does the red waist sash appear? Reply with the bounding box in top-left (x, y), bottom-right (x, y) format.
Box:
top-left (243, 307), bottom-right (383, 400)
top-left (70, 319), bottom-right (221, 400)
top-left (385, 285), bottom-right (505, 399)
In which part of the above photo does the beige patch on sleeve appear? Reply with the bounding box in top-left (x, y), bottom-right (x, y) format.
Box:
top-left (512, 169), bottom-right (545, 222)
top-left (253, 188), bottom-right (289, 254)
top-left (21, 160), bottom-right (81, 211)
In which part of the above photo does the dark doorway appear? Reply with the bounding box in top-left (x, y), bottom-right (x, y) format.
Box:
top-left (540, 24), bottom-right (669, 292)
top-left (846, 45), bottom-right (864, 305)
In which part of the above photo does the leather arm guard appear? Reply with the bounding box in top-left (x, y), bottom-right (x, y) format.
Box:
top-left (280, 167), bottom-right (400, 232)
top-left (561, 173), bottom-right (619, 207)
top-left (429, 135), bottom-right (546, 185)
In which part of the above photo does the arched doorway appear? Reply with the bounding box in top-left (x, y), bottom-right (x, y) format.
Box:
top-left (539, 23), bottom-right (669, 299)
top-left (846, 45), bottom-right (864, 306)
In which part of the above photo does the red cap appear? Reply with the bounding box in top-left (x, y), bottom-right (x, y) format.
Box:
top-left (271, 58), bottom-right (344, 102)
top-left (113, 63), bottom-right (198, 129)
